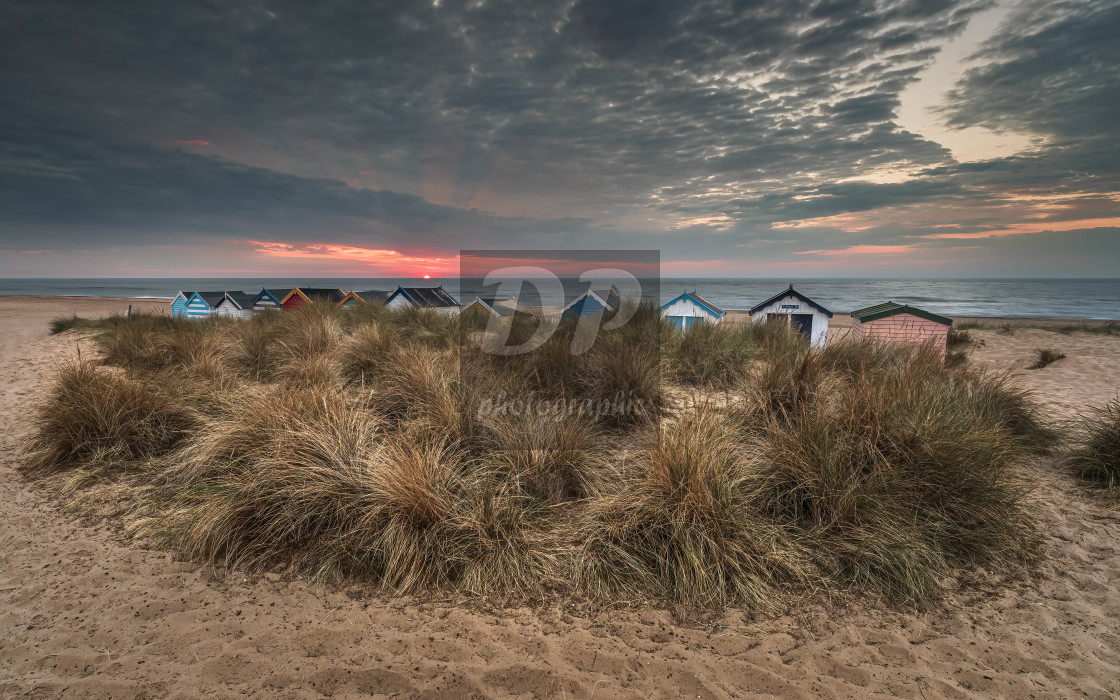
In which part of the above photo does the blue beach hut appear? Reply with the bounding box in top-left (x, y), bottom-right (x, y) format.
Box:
top-left (561, 288), bottom-right (622, 322)
top-left (250, 288), bottom-right (288, 312)
top-left (170, 291), bottom-right (192, 318)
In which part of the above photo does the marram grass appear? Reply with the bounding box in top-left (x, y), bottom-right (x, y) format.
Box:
top-left (27, 307), bottom-right (1057, 609)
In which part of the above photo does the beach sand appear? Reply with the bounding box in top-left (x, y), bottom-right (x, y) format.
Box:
top-left (2, 295), bottom-right (1120, 698)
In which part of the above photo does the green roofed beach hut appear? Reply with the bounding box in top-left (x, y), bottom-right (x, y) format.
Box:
top-left (850, 301), bottom-right (953, 358)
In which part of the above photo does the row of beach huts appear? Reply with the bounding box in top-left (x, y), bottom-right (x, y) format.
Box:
top-left (170, 284), bottom-right (954, 355)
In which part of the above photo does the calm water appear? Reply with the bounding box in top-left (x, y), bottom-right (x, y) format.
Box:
top-left (1, 278), bottom-right (1118, 319)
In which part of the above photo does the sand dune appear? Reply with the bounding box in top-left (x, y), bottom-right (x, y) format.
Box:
top-left (2, 296), bottom-right (1120, 698)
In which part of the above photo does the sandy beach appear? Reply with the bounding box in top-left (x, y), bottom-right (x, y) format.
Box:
top-left (2, 295), bottom-right (1120, 698)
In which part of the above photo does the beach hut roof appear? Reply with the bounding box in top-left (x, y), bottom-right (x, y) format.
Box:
top-left (467, 296), bottom-right (533, 317)
top-left (748, 285), bottom-right (833, 318)
top-left (390, 286), bottom-right (461, 308)
top-left (194, 291), bottom-right (229, 308)
top-left (251, 288), bottom-right (287, 306)
top-left (356, 290), bottom-right (391, 304)
top-left (850, 301), bottom-right (953, 326)
top-left (220, 291), bottom-right (256, 310)
top-left (283, 287), bottom-right (347, 304)
top-left (659, 290), bottom-right (727, 318)
top-left (561, 288), bottom-right (623, 314)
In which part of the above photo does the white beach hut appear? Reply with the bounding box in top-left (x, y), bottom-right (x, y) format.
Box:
top-left (214, 291), bottom-right (255, 319)
top-left (748, 285), bottom-right (833, 348)
top-left (659, 290), bottom-right (727, 330)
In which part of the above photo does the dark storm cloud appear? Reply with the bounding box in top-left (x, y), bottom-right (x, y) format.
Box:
top-left (0, 125), bottom-right (604, 250)
top-left (0, 0), bottom-right (1115, 270)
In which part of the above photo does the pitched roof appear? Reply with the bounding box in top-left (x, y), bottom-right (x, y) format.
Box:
top-left (561, 288), bottom-right (623, 314)
top-left (748, 285), bottom-right (834, 318)
top-left (356, 290), bottom-right (391, 304)
top-left (850, 301), bottom-right (953, 326)
top-left (250, 288), bottom-right (287, 306)
top-left (466, 296), bottom-right (534, 317)
top-left (295, 287), bottom-right (347, 303)
top-left (194, 291), bottom-right (228, 307)
top-left (220, 291), bottom-right (256, 309)
top-left (390, 286), bottom-right (461, 308)
top-left (659, 290), bottom-right (727, 318)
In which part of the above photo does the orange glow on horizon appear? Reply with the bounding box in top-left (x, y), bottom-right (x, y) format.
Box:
top-left (237, 240), bottom-right (460, 276)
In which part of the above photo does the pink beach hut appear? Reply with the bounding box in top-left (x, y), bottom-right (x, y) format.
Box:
top-left (849, 302), bottom-right (953, 358)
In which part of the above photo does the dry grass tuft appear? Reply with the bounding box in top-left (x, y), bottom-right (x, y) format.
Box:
top-left (1028, 347), bottom-right (1066, 369)
top-left (23, 362), bottom-right (194, 477)
top-left (1065, 400), bottom-right (1120, 495)
top-left (578, 406), bottom-right (805, 608)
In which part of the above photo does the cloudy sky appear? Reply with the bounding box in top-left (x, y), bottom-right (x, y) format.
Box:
top-left (1, 0), bottom-right (1117, 277)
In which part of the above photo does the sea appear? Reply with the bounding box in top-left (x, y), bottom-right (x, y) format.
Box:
top-left (1, 278), bottom-right (1118, 319)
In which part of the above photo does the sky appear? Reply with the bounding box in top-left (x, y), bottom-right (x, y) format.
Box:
top-left (1, 0), bottom-right (1117, 278)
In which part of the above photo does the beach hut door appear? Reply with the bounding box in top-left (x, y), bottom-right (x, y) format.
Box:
top-left (791, 314), bottom-right (813, 338)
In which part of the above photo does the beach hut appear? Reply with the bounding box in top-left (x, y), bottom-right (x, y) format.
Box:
top-left (335, 291), bottom-right (364, 309)
top-left (356, 290), bottom-right (391, 305)
top-left (250, 288), bottom-right (288, 312)
top-left (748, 285), bottom-right (833, 347)
top-left (850, 302), bottom-right (953, 358)
top-left (336, 290), bottom-right (392, 309)
top-left (659, 289), bottom-right (726, 330)
top-left (170, 291), bottom-right (192, 318)
top-left (561, 288), bottom-right (623, 322)
top-left (214, 291), bottom-right (255, 320)
top-left (280, 287), bottom-right (347, 310)
top-left (385, 286), bottom-right (461, 315)
top-left (462, 296), bottom-right (534, 319)
top-left (184, 291), bottom-right (225, 319)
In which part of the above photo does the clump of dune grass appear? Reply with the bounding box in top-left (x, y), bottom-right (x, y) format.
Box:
top-left (743, 339), bottom-right (1041, 604)
top-left (483, 410), bottom-right (603, 504)
top-left (578, 406), bottom-right (804, 608)
top-left (947, 327), bottom-right (972, 346)
top-left (229, 313), bottom-right (281, 381)
top-left (1055, 321), bottom-right (1120, 336)
top-left (663, 318), bottom-right (804, 389)
top-left (50, 315), bottom-right (117, 335)
top-left (340, 323), bottom-right (396, 386)
top-left (26, 301), bottom-right (1055, 610)
top-left (663, 322), bottom-right (754, 388)
top-left (1028, 347), bottom-right (1066, 370)
top-left (146, 387), bottom-right (557, 594)
top-left (22, 361), bottom-right (194, 477)
top-left (1065, 400), bottom-right (1120, 495)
